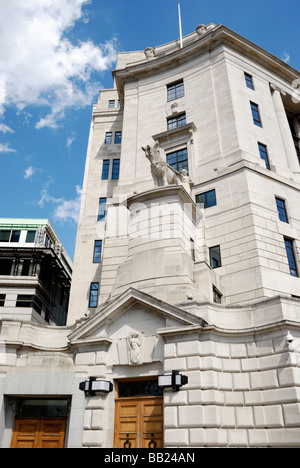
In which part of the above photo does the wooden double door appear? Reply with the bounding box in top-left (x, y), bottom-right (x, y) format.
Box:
top-left (114, 397), bottom-right (164, 449)
top-left (11, 419), bottom-right (66, 449)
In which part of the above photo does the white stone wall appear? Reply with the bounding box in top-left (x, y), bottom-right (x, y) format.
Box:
top-left (163, 330), bottom-right (300, 447)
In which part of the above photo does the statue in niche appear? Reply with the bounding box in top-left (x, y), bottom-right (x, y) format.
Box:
top-left (142, 145), bottom-right (193, 193)
top-left (128, 333), bottom-right (142, 364)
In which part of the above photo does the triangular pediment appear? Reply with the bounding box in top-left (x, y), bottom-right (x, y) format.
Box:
top-left (68, 288), bottom-right (206, 345)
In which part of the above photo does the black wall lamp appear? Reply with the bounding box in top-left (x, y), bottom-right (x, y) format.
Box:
top-left (79, 377), bottom-right (113, 396)
top-left (158, 370), bottom-right (188, 392)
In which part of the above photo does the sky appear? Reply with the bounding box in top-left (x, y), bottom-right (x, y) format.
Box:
top-left (0, 0), bottom-right (299, 261)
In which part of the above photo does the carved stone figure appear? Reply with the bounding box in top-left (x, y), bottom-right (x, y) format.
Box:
top-left (142, 145), bottom-right (193, 193)
top-left (142, 145), bottom-right (181, 187)
top-left (144, 47), bottom-right (155, 59)
top-left (128, 332), bottom-right (142, 364)
top-left (196, 24), bottom-right (208, 36)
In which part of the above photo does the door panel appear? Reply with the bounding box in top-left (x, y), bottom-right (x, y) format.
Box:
top-left (11, 419), bottom-right (66, 449)
top-left (114, 397), bottom-right (163, 449)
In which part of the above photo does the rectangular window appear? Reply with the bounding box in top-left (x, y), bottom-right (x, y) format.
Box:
top-left (0, 230), bottom-right (11, 242)
top-left (26, 231), bottom-right (36, 243)
top-left (112, 159), bottom-right (120, 180)
top-left (89, 283), bottom-right (99, 308)
top-left (0, 259), bottom-right (13, 275)
top-left (190, 238), bottom-right (195, 262)
top-left (93, 240), bottom-right (103, 263)
top-left (115, 131), bottom-right (122, 144)
top-left (275, 197), bottom-right (288, 223)
top-left (0, 294), bottom-right (5, 307)
top-left (16, 295), bottom-right (35, 308)
top-left (166, 148), bottom-right (188, 173)
top-left (105, 132), bottom-right (112, 144)
top-left (167, 80), bottom-right (184, 102)
top-left (244, 72), bottom-right (254, 90)
top-left (209, 245), bottom-right (221, 269)
top-left (10, 230), bottom-right (21, 243)
top-left (167, 113), bottom-right (186, 130)
top-left (102, 160), bottom-right (110, 180)
top-left (98, 198), bottom-right (107, 221)
top-left (108, 100), bottom-right (115, 108)
top-left (196, 189), bottom-right (216, 208)
top-left (250, 102), bottom-right (262, 127)
top-left (258, 143), bottom-right (270, 170)
top-left (284, 238), bottom-right (298, 277)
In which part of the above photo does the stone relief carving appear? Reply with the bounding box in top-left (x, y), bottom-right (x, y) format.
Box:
top-left (142, 145), bottom-right (193, 193)
top-left (144, 47), bottom-right (155, 59)
top-left (196, 24), bottom-right (208, 36)
top-left (127, 332), bottom-right (143, 364)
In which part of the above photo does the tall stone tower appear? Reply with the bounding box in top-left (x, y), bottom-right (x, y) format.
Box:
top-left (65, 24), bottom-right (300, 447)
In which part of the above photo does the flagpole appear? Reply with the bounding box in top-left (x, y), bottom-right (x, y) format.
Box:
top-left (178, 2), bottom-right (183, 48)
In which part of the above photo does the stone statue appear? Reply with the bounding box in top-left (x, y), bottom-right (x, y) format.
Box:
top-left (128, 333), bottom-right (142, 364)
top-left (142, 145), bottom-right (193, 193)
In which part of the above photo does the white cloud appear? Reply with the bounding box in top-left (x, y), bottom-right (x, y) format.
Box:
top-left (0, 143), bottom-right (16, 153)
top-left (37, 180), bottom-right (82, 224)
top-left (24, 166), bottom-right (36, 180)
top-left (282, 52), bottom-right (291, 64)
top-left (66, 134), bottom-right (77, 150)
top-left (0, 123), bottom-right (14, 134)
top-left (0, 0), bottom-right (117, 128)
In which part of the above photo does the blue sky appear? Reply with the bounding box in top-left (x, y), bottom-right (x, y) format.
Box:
top-left (1, 0), bottom-right (299, 260)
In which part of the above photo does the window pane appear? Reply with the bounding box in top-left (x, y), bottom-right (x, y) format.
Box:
top-left (250, 102), bottom-right (262, 127)
top-left (89, 283), bottom-right (99, 307)
top-left (284, 238), bottom-right (298, 277)
top-left (276, 198), bottom-right (288, 223)
top-left (197, 189), bottom-right (216, 208)
top-left (245, 73), bottom-right (254, 90)
top-left (0, 230), bottom-right (10, 242)
top-left (167, 148), bottom-right (188, 173)
top-left (210, 245), bottom-right (221, 269)
top-left (167, 80), bottom-right (184, 101)
top-left (105, 132), bottom-right (112, 144)
top-left (11, 230), bottom-right (21, 242)
top-left (167, 113), bottom-right (186, 130)
top-left (93, 240), bottom-right (102, 263)
top-left (98, 198), bottom-right (107, 221)
top-left (0, 294), bottom-right (6, 306)
top-left (102, 160), bottom-right (110, 180)
top-left (258, 143), bottom-right (270, 169)
top-left (108, 100), bottom-right (115, 108)
top-left (26, 231), bottom-right (36, 243)
top-left (115, 131), bottom-right (122, 144)
top-left (112, 159), bottom-right (120, 179)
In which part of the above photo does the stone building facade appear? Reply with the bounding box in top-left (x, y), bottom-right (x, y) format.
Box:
top-left (1, 24), bottom-right (300, 448)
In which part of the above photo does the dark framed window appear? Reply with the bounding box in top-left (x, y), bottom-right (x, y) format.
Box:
top-left (166, 148), bottom-right (188, 173)
top-left (284, 238), bottom-right (298, 277)
top-left (98, 198), bottom-right (107, 221)
top-left (10, 230), bottom-right (21, 243)
top-left (115, 131), bottom-right (122, 144)
top-left (0, 294), bottom-right (5, 307)
top-left (0, 230), bottom-right (11, 242)
top-left (250, 102), bottom-right (262, 127)
top-left (93, 240), bottom-right (103, 263)
top-left (167, 80), bottom-right (184, 101)
top-left (26, 231), bottom-right (36, 243)
top-left (244, 72), bottom-right (254, 90)
top-left (167, 113), bottom-right (186, 130)
top-left (258, 143), bottom-right (270, 170)
top-left (108, 100), bottom-right (115, 108)
top-left (112, 159), bottom-right (120, 180)
top-left (190, 238), bottom-right (195, 262)
top-left (196, 189), bottom-right (216, 208)
top-left (102, 160), bottom-right (110, 180)
top-left (209, 245), bottom-right (221, 269)
top-left (105, 132), bottom-right (112, 144)
top-left (89, 283), bottom-right (99, 308)
top-left (275, 197), bottom-right (288, 223)
top-left (213, 287), bottom-right (222, 304)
